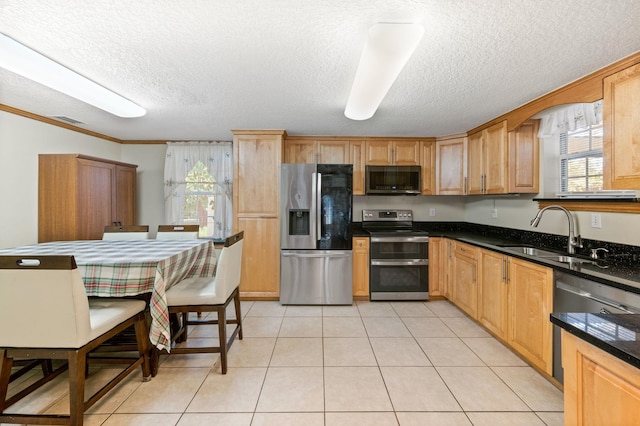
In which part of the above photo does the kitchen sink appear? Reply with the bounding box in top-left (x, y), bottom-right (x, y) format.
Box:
top-left (550, 255), bottom-right (597, 265)
top-left (501, 246), bottom-right (561, 257)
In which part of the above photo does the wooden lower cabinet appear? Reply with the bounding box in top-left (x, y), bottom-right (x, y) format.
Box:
top-left (562, 330), bottom-right (640, 425)
top-left (352, 237), bottom-right (370, 298)
top-left (451, 242), bottom-right (479, 319)
top-left (236, 217), bottom-right (280, 298)
top-left (507, 257), bottom-right (554, 375)
top-left (478, 249), bottom-right (509, 340)
top-left (428, 237), bottom-right (443, 297)
top-left (441, 240), bottom-right (554, 376)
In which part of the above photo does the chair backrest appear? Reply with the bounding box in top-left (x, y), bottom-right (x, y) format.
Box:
top-left (156, 225), bottom-right (199, 240)
top-left (0, 256), bottom-right (91, 348)
top-left (102, 225), bottom-right (150, 240)
top-left (213, 232), bottom-right (244, 299)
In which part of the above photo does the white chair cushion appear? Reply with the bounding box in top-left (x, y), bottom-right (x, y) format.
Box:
top-left (156, 232), bottom-right (199, 240)
top-left (102, 232), bottom-right (149, 240)
top-left (165, 277), bottom-right (224, 306)
top-left (87, 298), bottom-right (147, 343)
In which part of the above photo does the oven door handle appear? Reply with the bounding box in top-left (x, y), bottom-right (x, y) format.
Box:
top-left (371, 259), bottom-right (429, 266)
top-left (370, 236), bottom-right (429, 243)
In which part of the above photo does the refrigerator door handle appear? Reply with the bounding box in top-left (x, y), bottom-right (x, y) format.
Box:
top-left (310, 172), bottom-right (318, 243)
top-left (316, 172), bottom-right (322, 241)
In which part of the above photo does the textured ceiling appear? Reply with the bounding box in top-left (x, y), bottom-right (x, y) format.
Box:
top-left (1, 0), bottom-right (640, 141)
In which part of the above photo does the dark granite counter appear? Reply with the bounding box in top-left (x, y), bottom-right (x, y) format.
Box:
top-left (551, 312), bottom-right (640, 370)
top-left (411, 222), bottom-right (640, 296)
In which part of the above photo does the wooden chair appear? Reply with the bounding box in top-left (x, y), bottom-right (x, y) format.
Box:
top-left (0, 255), bottom-right (151, 426)
top-left (102, 225), bottom-right (149, 240)
top-left (156, 225), bottom-right (199, 240)
top-left (165, 231), bottom-right (243, 374)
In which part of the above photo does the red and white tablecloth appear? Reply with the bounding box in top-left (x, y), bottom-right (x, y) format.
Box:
top-left (0, 239), bottom-right (216, 351)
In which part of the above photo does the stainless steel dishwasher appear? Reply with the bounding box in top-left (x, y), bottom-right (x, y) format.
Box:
top-left (552, 270), bottom-right (640, 383)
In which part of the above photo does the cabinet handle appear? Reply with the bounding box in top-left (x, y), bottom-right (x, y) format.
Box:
top-left (501, 257), bottom-right (505, 281)
top-left (506, 258), bottom-right (510, 283)
top-left (482, 174), bottom-right (486, 193)
top-left (472, 264), bottom-right (476, 283)
top-left (448, 241), bottom-right (452, 258)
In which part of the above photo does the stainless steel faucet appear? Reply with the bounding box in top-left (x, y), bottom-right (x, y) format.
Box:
top-left (530, 205), bottom-right (583, 254)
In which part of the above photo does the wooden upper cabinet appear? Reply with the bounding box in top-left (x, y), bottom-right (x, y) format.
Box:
top-left (38, 154), bottom-right (137, 242)
top-left (604, 63), bottom-right (640, 189)
top-left (284, 139), bottom-right (349, 164)
top-left (467, 121), bottom-right (508, 194)
top-left (365, 140), bottom-right (420, 165)
top-left (350, 141), bottom-right (366, 195)
top-left (234, 131), bottom-right (284, 216)
top-left (509, 119), bottom-right (540, 193)
top-left (420, 141), bottom-right (436, 195)
top-left (466, 131), bottom-right (484, 194)
top-left (436, 136), bottom-right (467, 195)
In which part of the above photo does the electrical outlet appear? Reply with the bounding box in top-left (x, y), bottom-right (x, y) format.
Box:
top-left (591, 213), bottom-right (602, 228)
top-left (491, 208), bottom-right (498, 219)
top-left (429, 208), bottom-right (436, 217)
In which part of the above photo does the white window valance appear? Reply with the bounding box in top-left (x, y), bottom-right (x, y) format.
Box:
top-left (536, 99), bottom-right (603, 137)
top-left (164, 141), bottom-right (233, 240)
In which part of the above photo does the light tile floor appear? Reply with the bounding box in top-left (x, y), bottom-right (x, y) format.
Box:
top-left (4, 300), bottom-right (564, 425)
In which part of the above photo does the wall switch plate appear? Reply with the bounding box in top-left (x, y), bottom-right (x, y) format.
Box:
top-left (591, 213), bottom-right (602, 228)
top-left (491, 208), bottom-right (498, 219)
top-left (429, 208), bottom-right (436, 217)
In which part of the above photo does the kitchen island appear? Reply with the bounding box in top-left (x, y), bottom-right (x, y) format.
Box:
top-left (551, 313), bottom-right (640, 425)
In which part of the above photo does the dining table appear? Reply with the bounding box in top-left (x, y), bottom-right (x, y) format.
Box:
top-left (0, 239), bottom-right (217, 354)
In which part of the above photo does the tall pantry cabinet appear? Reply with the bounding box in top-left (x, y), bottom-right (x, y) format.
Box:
top-left (232, 130), bottom-right (285, 299)
top-left (38, 154), bottom-right (138, 242)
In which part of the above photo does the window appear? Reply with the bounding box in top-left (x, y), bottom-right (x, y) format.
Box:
top-left (164, 142), bottom-right (233, 241)
top-left (183, 162), bottom-right (216, 238)
top-left (559, 123), bottom-right (603, 192)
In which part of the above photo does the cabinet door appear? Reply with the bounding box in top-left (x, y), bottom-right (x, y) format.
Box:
top-left (350, 141), bottom-right (366, 195)
top-left (478, 249), bottom-right (508, 340)
top-left (603, 63), bottom-right (640, 189)
top-left (484, 121), bottom-right (508, 194)
top-left (428, 238), bottom-right (442, 296)
top-left (436, 137), bottom-right (467, 195)
top-left (562, 330), bottom-right (640, 426)
top-left (234, 135), bottom-right (282, 216)
top-left (466, 131), bottom-right (484, 194)
top-left (115, 165), bottom-right (137, 226)
top-left (365, 140), bottom-right (393, 165)
top-left (318, 140), bottom-right (349, 164)
top-left (284, 140), bottom-right (316, 163)
top-left (420, 141), bottom-right (436, 195)
top-left (236, 217), bottom-right (280, 297)
top-left (509, 120), bottom-right (540, 193)
top-left (452, 243), bottom-right (478, 319)
top-left (394, 141), bottom-right (421, 165)
top-left (77, 159), bottom-right (116, 240)
top-left (508, 258), bottom-right (553, 375)
top-left (352, 237), bottom-right (370, 297)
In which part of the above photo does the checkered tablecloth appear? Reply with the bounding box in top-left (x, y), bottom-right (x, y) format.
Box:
top-left (0, 239), bottom-right (216, 351)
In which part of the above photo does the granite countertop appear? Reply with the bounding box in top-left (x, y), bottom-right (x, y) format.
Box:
top-left (426, 230), bottom-right (640, 296)
top-left (551, 312), bottom-right (640, 370)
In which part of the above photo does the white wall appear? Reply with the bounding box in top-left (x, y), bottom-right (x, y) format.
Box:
top-left (0, 111), bottom-right (169, 248)
top-left (121, 144), bottom-right (167, 238)
top-left (354, 195), bottom-right (465, 222)
top-left (0, 111), bottom-right (121, 248)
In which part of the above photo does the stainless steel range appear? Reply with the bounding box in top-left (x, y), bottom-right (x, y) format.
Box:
top-left (362, 209), bottom-right (429, 301)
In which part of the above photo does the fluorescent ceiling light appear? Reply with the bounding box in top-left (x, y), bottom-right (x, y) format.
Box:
top-left (0, 33), bottom-right (146, 118)
top-left (345, 23), bottom-right (424, 121)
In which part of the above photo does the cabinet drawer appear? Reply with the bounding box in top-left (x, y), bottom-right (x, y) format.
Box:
top-left (454, 242), bottom-right (478, 259)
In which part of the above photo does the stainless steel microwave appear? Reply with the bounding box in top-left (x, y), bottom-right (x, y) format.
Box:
top-left (365, 165), bottom-right (421, 195)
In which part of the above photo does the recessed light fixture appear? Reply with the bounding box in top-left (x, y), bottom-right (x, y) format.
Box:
top-left (0, 33), bottom-right (146, 118)
top-left (344, 23), bottom-right (424, 121)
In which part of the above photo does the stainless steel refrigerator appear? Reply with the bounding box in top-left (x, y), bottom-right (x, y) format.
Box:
top-left (280, 163), bottom-right (353, 305)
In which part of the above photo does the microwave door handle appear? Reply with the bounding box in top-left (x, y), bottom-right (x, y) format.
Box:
top-left (316, 172), bottom-right (322, 240)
